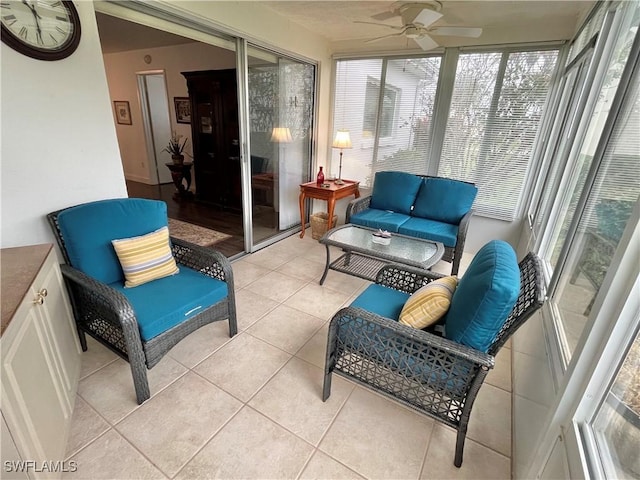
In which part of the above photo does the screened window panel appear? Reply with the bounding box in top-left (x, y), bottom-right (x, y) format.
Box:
top-left (333, 57), bottom-right (441, 187)
top-left (333, 59), bottom-right (383, 185)
top-left (554, 68), bottom-right (639, 357)
top-left (533, 55), bottom-right (592, 234)
top-left (543, 16), bottom-right (637, 275)
top-left (373, 57), bottom-right (441, 179)
top-left (440, 53), bottom-right (501, 183)
top-left (440, 50), bottom-right (558, 220)
top-left (592, 330), bottom-right (640, 479)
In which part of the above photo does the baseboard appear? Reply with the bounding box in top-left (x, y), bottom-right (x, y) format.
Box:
top-left (125, 173), bottom-right (155, 185)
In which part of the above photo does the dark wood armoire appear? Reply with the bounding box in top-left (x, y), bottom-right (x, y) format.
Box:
top-left (181, 69), bottom-right (241, 210)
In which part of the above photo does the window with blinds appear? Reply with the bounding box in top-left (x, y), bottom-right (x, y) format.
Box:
top-left (333, 50), bottom-right (557, 218)
top-left (439, 49), bottom-right (559, 220)
top-left (333, 56), bottom-right (441, 187)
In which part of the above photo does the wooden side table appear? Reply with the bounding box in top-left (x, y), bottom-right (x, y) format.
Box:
top-left (165, 162), bottom-right (193, 197)
top-left (299, 180), bottom-right (360, 238)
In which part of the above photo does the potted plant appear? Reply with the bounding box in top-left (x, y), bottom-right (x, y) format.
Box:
top-left (164, 132), bottom-right (189, 165)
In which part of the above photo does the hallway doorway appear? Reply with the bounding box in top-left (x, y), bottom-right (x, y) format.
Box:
top-left (137, 71), bottom-right (173, 185)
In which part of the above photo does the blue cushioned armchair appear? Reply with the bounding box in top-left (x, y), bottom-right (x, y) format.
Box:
top-left (346, 171), bottom-right (477, 275)
top-left (323, 241), bottom-right (544, 467)
top-left (48, 198), bottom-right (237, 404)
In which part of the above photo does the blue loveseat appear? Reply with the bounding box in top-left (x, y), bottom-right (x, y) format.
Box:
top-left (346, 171), bottom-right (478, 275)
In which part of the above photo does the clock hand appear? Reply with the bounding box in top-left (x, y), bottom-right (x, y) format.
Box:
top-left (22, 0), bottom-right (43, 44)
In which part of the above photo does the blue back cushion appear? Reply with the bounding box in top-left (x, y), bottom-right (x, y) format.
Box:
top-left (444, 240), bottom-right (520, 352)
top-left (370, 171), bottom-right (423, 215)
top-left (413, 177), bottom-right (478, 224)
top-left (57, 198), bottom-right (169, 284)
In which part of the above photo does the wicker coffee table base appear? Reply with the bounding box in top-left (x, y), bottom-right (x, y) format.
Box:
top-left (320, 252), bottom-right (388, 284)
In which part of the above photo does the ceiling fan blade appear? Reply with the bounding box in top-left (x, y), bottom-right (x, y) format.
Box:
top-left (354, 21), bottom-right (403, 30)
top-left (413, 34), bottom-right (439, 51)
top-left (371, 10), bottom-right (399, 21)
top-left (412, 8), bottom-right (443, 27)
top-left (364, 32), bottom-right (405, 44)
top-left (429, 26), bottom-right (483, 38)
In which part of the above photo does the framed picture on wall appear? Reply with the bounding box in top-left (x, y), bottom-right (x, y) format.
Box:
top-left (114, 101), bottom-right (132, 125)
top-left (174, 97), bottom-right (191, 124)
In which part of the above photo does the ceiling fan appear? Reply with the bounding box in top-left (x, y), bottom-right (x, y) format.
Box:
top-left (356, 1), bottom-right (482, 51)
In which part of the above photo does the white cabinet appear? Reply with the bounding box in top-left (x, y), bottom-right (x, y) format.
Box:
top-left (1, 245), bottom-right (81, 479)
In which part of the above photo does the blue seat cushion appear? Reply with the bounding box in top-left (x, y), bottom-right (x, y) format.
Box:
top-left (351, 284), bottom-right (410, 320)
top-left (444, 240), bottom-right (520, 352)
top-left (413, 177), bottom-right (478, 224)
top-left (398, 217), bottom-right (458, 247)
top-left (350, 209), bottom-right (410, 233)
top-left (110, 266), bottom-right (228, 342)
top-left (370, 171), bottom-right (423, 215)
top-left (57, 198), bottom-right (169, 284)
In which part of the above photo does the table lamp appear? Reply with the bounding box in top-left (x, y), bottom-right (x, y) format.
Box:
top-left (270, 127), bottom-right (293, 143)
top-left (332, 130), bottom-right (352, 185)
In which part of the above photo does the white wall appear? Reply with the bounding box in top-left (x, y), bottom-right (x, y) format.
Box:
top-left (103, 42), bottom-right (236, 184)
top-left (1, 1), bottom-right (127, 249)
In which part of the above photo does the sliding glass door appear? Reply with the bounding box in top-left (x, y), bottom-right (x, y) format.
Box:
top-left (245, 45), bottom-right (316, 248)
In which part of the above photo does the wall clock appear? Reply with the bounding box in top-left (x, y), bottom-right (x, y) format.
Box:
top-left (1, 1), bottom-right (81, 61)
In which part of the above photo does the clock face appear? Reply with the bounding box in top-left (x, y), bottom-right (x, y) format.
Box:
top-left (1, 0), bottom-right (81, 60)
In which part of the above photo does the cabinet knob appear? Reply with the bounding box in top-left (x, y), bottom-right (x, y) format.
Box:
top-left (33, 289), bottom-right (47, 305)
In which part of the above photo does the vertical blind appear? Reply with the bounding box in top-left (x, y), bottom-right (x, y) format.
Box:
top-left (439, 50), bottom-right (559, 220)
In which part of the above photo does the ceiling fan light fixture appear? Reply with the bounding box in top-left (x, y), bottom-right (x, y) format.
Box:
top-left (404, 26), bottom-right (422, 38)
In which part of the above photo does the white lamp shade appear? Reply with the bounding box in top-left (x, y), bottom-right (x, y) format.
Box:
top-left (270, 127), bottom-right (293, 143)
top-left (332, 130), bottom-right (352, 149)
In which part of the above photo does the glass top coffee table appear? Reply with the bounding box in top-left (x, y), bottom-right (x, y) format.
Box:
top-left (318, 224), bottom-right (445, 284)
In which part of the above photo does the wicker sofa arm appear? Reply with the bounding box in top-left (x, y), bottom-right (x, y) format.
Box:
top-left (345, 195), bottom-right (372, 223)
top-left (456, 209), bottom-right (474, 250)
top-left (171, 237), bottom-right (234, 285)
top-left (375, 264), bottom-right (446, 294)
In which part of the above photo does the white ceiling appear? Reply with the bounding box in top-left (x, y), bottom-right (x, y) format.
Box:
top-left (96, 1), bottom-right (596, 54)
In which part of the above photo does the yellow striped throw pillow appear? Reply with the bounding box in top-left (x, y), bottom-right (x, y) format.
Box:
top-left (399, 276), bottom-right (458, 329)
top-left (112, 226), bottom-right (179, 288)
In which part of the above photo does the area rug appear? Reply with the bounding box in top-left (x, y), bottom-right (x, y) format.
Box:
top-left (168, 218), bottom-right (231, 247)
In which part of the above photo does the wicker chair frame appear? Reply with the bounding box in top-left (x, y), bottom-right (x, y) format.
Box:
top-left (47, 209), bottom-right (238, 405)
top-left (345, 175), bottom-right (475, 276)
top-left (323, 252), bottom-right (544, 467)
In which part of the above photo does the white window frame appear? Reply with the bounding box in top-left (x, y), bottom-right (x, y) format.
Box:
top-left (523, 3), bottom-right (640, 476)
top-left (536, 0), bottom-right (635, 377)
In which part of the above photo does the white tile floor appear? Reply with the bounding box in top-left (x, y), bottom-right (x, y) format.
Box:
top-left (64, 234), bottom-right (513, 479)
